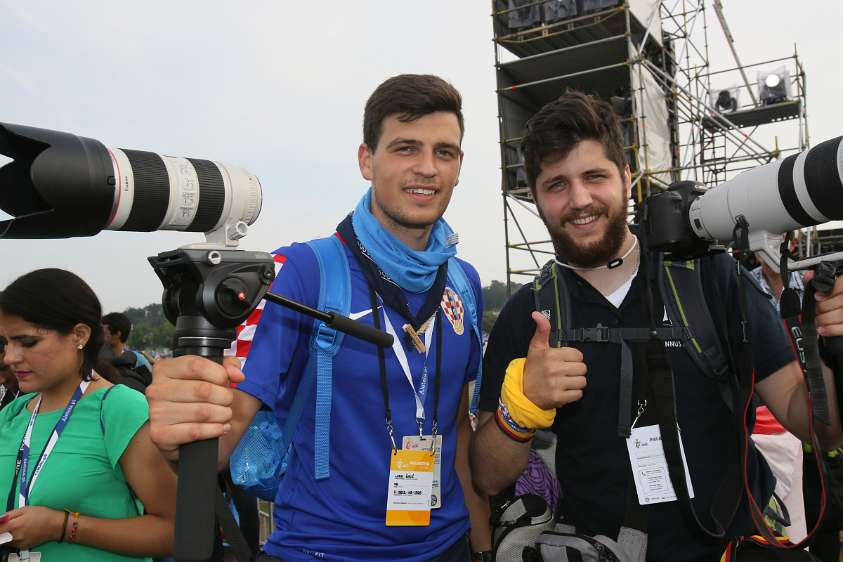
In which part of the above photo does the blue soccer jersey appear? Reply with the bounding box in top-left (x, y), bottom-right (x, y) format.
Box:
top-left (235, 238), bottom-right (482, 562)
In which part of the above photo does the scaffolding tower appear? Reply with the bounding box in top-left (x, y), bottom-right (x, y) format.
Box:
top-left (492, 0), bottom-right (809, 288)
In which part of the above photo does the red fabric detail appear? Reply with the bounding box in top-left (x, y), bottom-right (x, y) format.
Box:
top-left (245, 306), bottom-right (263, 326)
top-left (753, 405), bottom-right (786, 435)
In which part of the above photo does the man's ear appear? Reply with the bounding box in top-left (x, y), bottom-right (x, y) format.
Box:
top-left (358, 143), bottom-right (374, 181)
top-left (623, 164), bottom-right (632, 200)
top-left (454, 150), bottom-right (465, 187)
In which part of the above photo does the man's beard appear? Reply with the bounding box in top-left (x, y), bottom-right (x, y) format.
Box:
top-left (543, 204), bottom-right (628, 268)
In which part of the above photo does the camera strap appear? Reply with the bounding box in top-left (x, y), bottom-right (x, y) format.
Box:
top-left (638, 231), bottom-right (743, 541)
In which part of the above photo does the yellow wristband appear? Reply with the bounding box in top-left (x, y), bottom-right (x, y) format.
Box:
top-left (500, 358), bottom-right (556, 430)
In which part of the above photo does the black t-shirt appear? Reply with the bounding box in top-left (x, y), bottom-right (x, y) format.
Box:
top-left (480, 252), bottom-right (796, 562)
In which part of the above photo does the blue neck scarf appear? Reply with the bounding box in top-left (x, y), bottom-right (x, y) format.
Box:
top-left (351, 189), bottom-right (457, 294)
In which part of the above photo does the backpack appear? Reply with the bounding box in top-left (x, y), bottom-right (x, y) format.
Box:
top-left (229, 235), bottom-right (483, 499)
top-left (492, 494), bottom-right (554, 562)
top-left (535, 523), bottom-right (648, 562)
top-left (532, 254), bottom-right (732, 438)
top-left (109, 351), bottom-right (153, 393)
top-left (525, 254), bottom-right (741, 558)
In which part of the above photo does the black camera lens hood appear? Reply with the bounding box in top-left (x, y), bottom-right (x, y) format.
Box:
top-left (0, 122), bottom-right (115, 238)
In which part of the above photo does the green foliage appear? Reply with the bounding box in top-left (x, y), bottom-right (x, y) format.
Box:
top-left (482, 310), bottom-right (499, 335)
top-left (481, 280), bottom-right (522, 334)
top-left (124, 303), bottom-right (167, 326)
top-left (124, 303), bottom-right (174, 352)
top-left (481, 280), bottom-right (522, 312)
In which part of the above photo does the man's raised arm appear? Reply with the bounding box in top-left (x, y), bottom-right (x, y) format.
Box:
top-left (471, 312), bottom-right (587, 495)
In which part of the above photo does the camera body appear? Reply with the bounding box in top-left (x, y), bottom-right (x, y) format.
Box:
top-left (642, 135), bottom-right (843, 265)
top-left (642, 180), bottom-right (715, 259)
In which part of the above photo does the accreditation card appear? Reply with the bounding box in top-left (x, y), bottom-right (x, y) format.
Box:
top-left (402, 434), bottom-right (443, 509)
top-left (625, 424), bottom-right (694, 505)
top-left (385, 448), bottom-right (435, 526)
top-left (9, 553), bottom-right (42, 561)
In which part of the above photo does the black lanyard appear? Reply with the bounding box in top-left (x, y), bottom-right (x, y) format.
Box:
top-left (370, 285), bottom-right (442, 450)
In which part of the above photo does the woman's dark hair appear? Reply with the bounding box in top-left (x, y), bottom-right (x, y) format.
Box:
top-left (0, 268), bottom-right (119, 383)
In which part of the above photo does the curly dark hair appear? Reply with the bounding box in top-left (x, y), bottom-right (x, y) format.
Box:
top-left (521, 90), bottom-right (626, 192)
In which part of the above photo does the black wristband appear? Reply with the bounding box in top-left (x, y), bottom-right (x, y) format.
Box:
top-left (59, 510), bottom-right (70, 542)
top-left (472, 551), bottom-right (493, 562)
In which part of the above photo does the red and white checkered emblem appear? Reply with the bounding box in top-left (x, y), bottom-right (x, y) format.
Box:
top-left (440, 287), bottom-right (465, 336)
top-left (225, 253), bottom-right (286, 368)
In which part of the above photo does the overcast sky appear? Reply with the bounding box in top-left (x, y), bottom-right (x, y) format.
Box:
top-left (0, 1), bottom-right (839, 312)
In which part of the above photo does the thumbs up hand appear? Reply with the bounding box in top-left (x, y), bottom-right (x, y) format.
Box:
top-left (522, 311), bottom-right (588, 410)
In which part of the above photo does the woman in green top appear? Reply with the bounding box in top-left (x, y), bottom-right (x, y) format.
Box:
top-left (0, 269), bottom-right (177, 562)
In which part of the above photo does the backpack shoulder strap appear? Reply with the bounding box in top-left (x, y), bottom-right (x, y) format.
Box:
top-left (305, 235), bottom-right (351, 480)
top-left (532, 260), bottom-right (572, 348)
top-left (447, 258), bottom-right (483, 415)
top-left (99, 384), bottom-right (118, 434)
top-left (659, 257), bottom-right (731, 385)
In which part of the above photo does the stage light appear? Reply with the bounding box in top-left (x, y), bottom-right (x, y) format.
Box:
top-left (765, 74), bottom-right (782, 89)
top-left (758, 66), bottom-right (790, 106)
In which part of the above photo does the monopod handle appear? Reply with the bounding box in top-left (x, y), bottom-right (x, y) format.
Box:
top-left (327, 311), bottom-right (394, 348)
top-left (174, 438), bottom-right (218, 561)
top-left (172, 350), bottom-right (223, 562)
top-left (263, 291), bottom-right (393, 348)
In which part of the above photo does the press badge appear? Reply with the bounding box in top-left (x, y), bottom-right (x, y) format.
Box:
top-left (402, 434), bottom-right (443, 508)
top-left (9, 553), bottom-right (42, 562)
top-left (625, 424), bottom-right (694, 505)
top-left (385, 449), bottom-right (435, 526)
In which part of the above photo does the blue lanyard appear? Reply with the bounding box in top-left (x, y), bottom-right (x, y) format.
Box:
top-left (6, 381), bottom-right (88, 511)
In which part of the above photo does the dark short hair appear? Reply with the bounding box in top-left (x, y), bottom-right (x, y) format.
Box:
top-left (521, 90), bottom-right (627, 191)
top-left (103, 312), bottom-right (132, 343)
top-left (0, 268), bottom-right (107, 381)
top-left (363, 74), bottom-right (464, 151)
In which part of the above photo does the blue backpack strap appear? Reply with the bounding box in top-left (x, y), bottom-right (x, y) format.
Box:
top-left (447, 258), bottom-right (483, 415)
top-left (305, 235), bottom-right (351, 480)
top-left (276, 358), bottom-right (317, 476)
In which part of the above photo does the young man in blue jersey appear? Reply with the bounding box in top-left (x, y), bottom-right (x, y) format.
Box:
top-left (146, 74), bottom-right (491, 562)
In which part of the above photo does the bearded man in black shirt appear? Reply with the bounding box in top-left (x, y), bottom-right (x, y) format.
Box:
top-left (470, 91), bottom-right (843, 561)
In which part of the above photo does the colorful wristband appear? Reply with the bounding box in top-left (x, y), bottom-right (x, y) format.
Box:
top-left (67, 510), bottom-right (80, 543)
top-left (495, 406), bottom-right (535, 442)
